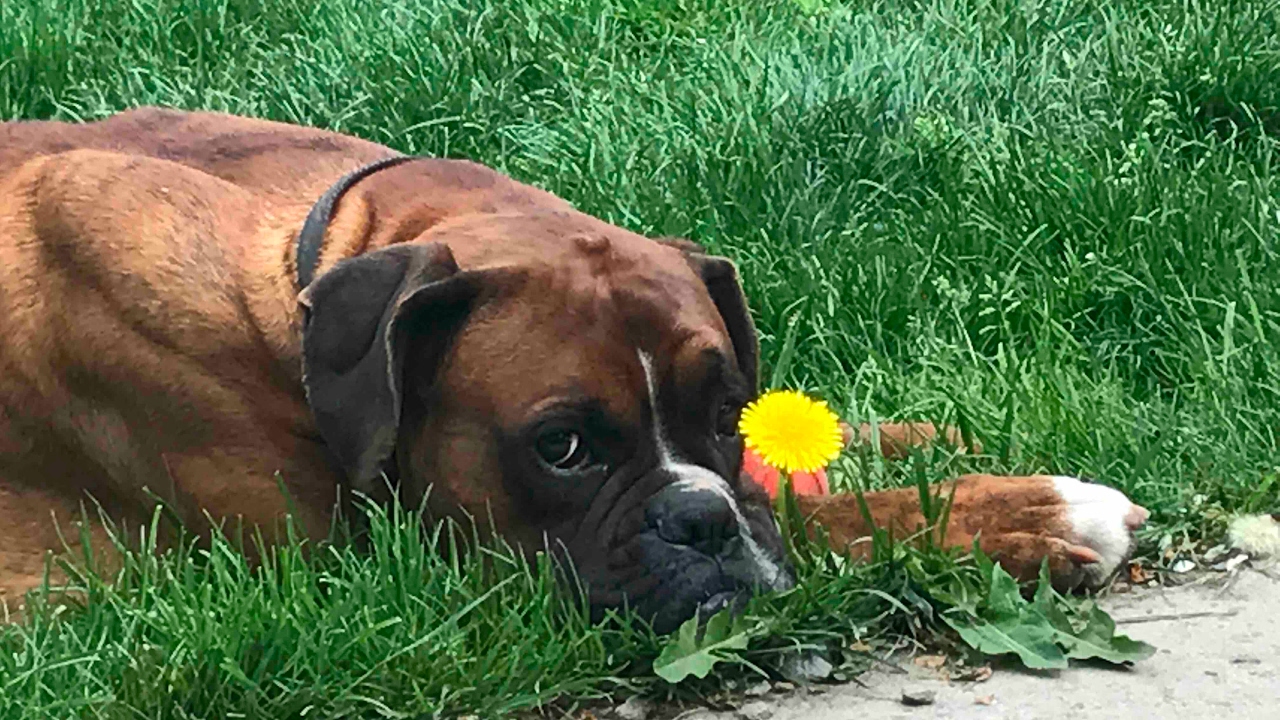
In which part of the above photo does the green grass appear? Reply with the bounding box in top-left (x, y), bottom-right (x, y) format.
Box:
top-left (2, 0), bottom-right (1279, 715)
top-left (1, 494), bottom-right (977, 717)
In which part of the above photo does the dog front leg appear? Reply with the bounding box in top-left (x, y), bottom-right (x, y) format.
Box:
top-left (795, 474), bottom-right (1148, 591)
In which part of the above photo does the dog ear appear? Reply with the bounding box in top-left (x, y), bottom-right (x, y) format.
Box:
top-left (298, 243), bottom-right (478, 492)
top-left (655, 238), bottom-right (760, 394)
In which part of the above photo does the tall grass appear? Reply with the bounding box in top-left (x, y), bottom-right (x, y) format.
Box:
top-left (1, 503), bottom-right (648, 717)
top-left (0, 495), bottom-right (972, 717)
top-left (2, 0), bottom-right (1279, 714)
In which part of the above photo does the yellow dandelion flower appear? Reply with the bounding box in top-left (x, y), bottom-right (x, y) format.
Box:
top-left (738, 389), bottom-right (844, 474)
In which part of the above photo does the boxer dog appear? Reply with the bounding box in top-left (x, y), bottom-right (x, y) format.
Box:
top-left (0, 108), bottom-right (1146, 632)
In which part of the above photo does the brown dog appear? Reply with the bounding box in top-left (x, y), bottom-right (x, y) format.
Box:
top-left (0, 108), bottom-right (1146, 630)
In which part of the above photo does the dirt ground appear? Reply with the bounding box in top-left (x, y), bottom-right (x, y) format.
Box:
top-left (677, 566), bottom-right (1277, 720)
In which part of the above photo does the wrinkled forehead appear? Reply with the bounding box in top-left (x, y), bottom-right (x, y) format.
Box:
top-left (439, 236), bottom-right (735, 426)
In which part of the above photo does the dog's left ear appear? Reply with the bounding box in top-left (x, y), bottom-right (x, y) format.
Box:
top-left (297, 243), bottom-right (479, 493)
top-left (656, 237), bottom-right (759, 393)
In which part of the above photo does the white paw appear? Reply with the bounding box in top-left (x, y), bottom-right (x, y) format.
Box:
top-left (1053, 476), bottom-right (1148, 587)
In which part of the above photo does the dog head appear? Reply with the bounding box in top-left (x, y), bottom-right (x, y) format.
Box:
top-left (298, 210), bottom-right (793, 633)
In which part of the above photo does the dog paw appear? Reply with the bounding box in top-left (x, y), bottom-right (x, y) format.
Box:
top-left (1049, 475), bottom-right (1148, 587)
top-left (941, 473), bottom-right (1148, 591)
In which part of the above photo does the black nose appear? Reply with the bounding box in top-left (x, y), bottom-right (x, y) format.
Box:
top-left (645, 483), bottom-right (741, 557)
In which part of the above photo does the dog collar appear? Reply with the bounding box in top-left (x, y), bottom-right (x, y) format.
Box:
top-left (294, 154), bottom-right (423, 289)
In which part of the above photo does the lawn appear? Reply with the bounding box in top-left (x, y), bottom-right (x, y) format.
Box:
top-left (2, 0), bottom-right (1278, 716)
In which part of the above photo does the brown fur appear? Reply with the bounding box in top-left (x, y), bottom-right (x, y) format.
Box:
top-left (843, 421), bottom-right (982, 459)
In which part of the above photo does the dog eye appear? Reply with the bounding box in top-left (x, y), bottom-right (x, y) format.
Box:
top-left (715, 402), bottom-right (740, 438)
top-left (535, 429), bottom-right (592, 471)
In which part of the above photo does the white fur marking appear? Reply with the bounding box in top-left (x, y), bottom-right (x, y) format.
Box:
top-left (1053, 475), bottom-right (1135, 584)
top-left (637, 351), bottom-right (675, 464)
top-left (637, 350), bottom-right (789, 590)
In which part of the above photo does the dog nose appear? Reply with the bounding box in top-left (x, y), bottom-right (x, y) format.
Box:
top-left (645, 483), bottom-right (741, 557)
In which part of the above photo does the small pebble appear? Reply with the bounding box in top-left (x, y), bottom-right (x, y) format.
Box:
top-left (614, 697), bottom-right (652, 720)
top-left (738, 701), bottom-right (773, 720)
top-left (779, 651), bottom-right (833, 683)
top-left (744, 681), bottom-right (772, 697)
top-left (901, 689), bottom-right (937, 707)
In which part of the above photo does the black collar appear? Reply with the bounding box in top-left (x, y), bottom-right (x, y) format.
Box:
top-left (294, 154), bottom-right (422, 289)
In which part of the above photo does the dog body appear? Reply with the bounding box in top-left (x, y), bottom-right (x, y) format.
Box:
top-left (0, 108), bottom-right (1144, 629)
